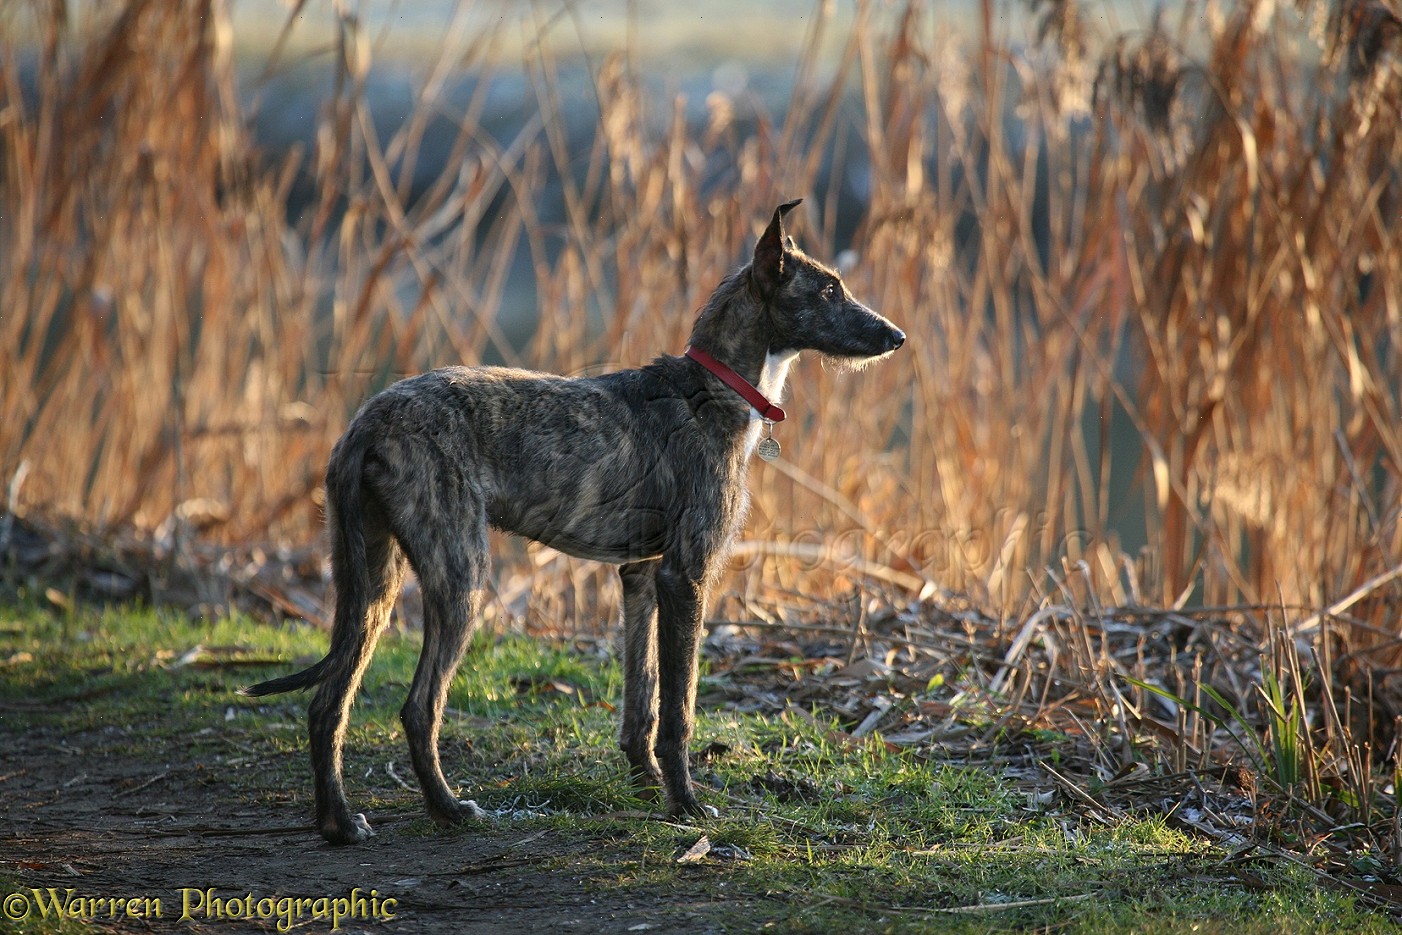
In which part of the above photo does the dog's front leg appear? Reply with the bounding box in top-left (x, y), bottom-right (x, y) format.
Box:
top-left (618, 559), bottom-right (664, 798)
top-left (653, 558), bottom-right (710, 818)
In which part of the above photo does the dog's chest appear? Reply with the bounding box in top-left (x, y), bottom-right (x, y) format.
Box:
top-left (744, 350), bottom-right (798, 459)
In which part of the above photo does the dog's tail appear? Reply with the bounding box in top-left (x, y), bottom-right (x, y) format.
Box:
top-left (239, 657), bottom-right (332, 697)
top-left (242, 427), bottom-right (375, 699)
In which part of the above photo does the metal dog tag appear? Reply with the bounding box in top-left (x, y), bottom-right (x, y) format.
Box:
top-left (756, 421), bottom-right (781, 462)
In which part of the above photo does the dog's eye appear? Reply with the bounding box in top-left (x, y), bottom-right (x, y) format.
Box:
top-left (822, 282), bottom-right (839, 301)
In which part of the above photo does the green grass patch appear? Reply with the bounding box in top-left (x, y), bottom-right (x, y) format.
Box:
top-left (2, 602), bottom-right (1397, 933)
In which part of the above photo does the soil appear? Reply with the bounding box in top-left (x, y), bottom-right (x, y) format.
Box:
top-left (0, 719), bottom-right (750, 934)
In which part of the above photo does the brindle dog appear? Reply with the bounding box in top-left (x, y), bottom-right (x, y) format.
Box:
top-left (244, 200), bottom-right (905, 844)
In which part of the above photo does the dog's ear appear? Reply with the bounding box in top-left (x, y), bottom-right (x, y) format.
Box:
top-left (752, 198), bottom-right (802, 300)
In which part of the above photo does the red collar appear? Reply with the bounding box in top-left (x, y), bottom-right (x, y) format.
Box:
top-left (684, 346), bottom-right (787, 423)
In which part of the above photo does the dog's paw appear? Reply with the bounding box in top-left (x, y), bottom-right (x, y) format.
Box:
top-left (669, 796), bottom-right (719, 821)
top-left (321, 812), bottom-right (375, 846)
top-left (351, 813), bottom-right (377, 838)
top-left (429, 797), bottom-right (489, 827)
top-left (457, 799), bottom-right (489, 820)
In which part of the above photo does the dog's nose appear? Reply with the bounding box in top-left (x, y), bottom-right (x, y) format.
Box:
top-left (889, 329), bottom-right (906, 351)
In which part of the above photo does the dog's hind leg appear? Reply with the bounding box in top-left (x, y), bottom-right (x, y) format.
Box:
top-left (397, 514), bottom-right (490, 828)
top-left (618, 559), bottom-right (663, 798)
top-left (308, 505), bottom-right (407, 845)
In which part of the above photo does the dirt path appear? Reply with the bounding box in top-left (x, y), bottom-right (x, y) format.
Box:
top-left (1, 720), bottom-right (745, 934)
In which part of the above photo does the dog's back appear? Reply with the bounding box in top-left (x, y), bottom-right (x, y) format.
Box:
top-left (342, 360), bottom-right (747, 566)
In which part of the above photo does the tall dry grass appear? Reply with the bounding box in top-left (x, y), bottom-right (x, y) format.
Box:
top-left (1, 0), bottom-right (1399, 641)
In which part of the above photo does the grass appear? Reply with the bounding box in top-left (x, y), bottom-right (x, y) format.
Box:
top-left (4, 602), bottom-right (1400, 933)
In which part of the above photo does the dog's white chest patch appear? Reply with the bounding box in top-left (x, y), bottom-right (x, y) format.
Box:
top-left (745, 350), bottom-right (797, 459)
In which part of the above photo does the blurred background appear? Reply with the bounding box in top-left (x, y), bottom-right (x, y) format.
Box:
top-left (1, 0), bottom-right (1399, 635)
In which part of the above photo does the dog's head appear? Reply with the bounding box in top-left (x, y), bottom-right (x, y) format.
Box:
top-left (750, 199), bottom-right (905, 367)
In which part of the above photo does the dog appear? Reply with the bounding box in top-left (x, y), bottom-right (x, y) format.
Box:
top-left (243, 199), bottom-right (904, 844)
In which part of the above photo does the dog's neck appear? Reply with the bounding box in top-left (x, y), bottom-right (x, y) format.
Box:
top-left (684, 346), bottom-right (792, 423)
top-left (682, 345), bottom-right (798, 461)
